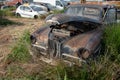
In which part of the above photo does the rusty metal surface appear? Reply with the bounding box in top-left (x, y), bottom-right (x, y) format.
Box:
top-left (70, 1), bottom-right (120, 9)
top-left (64, 29), bottom-right (102, 52)
top-left (86, 1), bottom-right (120, 9)
top-left (36, 27), bottom-right (50, 44)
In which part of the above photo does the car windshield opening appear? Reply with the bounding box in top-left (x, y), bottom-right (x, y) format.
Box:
top-left (65, 6), bottom-right (100, 20)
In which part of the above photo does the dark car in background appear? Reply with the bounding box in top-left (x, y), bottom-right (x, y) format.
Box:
top-left (32, 2), bottom-right (56, 11)
top-left (30, 4), bottom-right (117, 64)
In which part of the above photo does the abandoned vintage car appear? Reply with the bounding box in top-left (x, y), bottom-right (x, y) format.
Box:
top-left (30, 4), bottom-right (117, 64)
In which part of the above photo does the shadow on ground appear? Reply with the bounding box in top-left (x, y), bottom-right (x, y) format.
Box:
top-left (0, 18), bottom-right (23, 27)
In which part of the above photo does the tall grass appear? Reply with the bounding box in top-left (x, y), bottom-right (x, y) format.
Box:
top-left (3, 24), bottom-right (120, 80)
top-left (104, 24), bottom-right (120, 62)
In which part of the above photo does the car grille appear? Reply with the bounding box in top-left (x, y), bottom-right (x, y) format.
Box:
top-left (48, 40), bottom-right (56, 53)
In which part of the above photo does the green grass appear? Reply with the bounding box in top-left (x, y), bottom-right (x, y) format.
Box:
top-left (6, 30), bottom-right (31, 63)
top-left (104, 23), bottom-right (120, 62)
top-left (52, 9), bottom-right (65, 14)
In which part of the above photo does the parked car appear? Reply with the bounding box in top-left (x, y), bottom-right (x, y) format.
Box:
top-left (40, 3), bottom-right (56, 11)
top-left (31, 2), bottom-right (56, 12)
top-left (33, 0), bottom-right (65, 10)
top-left (16, 4), bottom-right (48, 19)
top-left (30, 4), bottom-right (117, 64)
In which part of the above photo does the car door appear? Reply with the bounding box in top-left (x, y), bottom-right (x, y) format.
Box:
top-left (23, 6), bottom-right (33, 18)
top-left (18, 6), bottom-right (25, 17)
top-left (104, 8), bottom-right (117, 24)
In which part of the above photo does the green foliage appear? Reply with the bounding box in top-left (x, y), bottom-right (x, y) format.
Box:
top-left (7, 30), bottom-right (31, 62)
top-left (104, 23), bottom-right (120, 62)
top-left (0, 9), bottom-right (19, 26)
top-left (0, 10), bottom-right (4, 18)
top-left (0, 9), bottom-right (15, 18)
top-left (52, 9), bottom-right (65, 14)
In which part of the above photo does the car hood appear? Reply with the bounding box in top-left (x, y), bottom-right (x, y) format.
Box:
top-left (62, 29), bottom-right (102, 54)
top-left (45, 14), bottom-right (102, 25)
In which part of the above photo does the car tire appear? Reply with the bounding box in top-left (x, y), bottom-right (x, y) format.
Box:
top-left (16, 13), bottom-right (21, 17)
top-left (34, 15), bottom-right (38, 19)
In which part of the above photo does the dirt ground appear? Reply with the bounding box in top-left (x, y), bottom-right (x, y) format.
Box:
top-left (0, 17), bottom-right (44, 58)
top-left (0, 17), bottom-right (48, 77)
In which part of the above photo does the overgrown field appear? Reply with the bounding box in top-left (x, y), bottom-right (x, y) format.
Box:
top-left (0, 9), bottom-right (120, 80)
top-left (0, 23), bottom-right (119, 80)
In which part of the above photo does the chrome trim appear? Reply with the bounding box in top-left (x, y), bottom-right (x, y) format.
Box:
top-left (62, 53), bottom-right (86, 63)
top-left (32, 44), bottom-right (47, 50)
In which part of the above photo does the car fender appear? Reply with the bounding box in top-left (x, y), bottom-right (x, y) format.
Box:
top-left (63, 29), bottom-right (102, 58)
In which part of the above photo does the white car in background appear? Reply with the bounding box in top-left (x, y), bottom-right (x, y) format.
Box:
top-left (16, 4), bottom-right (48, 19)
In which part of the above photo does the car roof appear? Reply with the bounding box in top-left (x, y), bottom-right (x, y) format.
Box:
top-left (68, 4), bottom-right (114, 9)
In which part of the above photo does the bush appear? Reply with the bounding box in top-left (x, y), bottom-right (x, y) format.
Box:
top-left (0, 10), bottom-right (4, 18)
top-left (0, 7), bottom-right (15, 18)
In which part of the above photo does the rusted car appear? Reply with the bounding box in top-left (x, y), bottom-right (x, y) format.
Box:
top-left (30, 4), bottom-right (117, 64)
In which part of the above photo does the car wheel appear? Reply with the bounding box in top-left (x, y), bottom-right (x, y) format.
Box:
top-left (16, 13), bottom-right (21, 17)
top-left (34, 15), bottom-right (38, 19)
